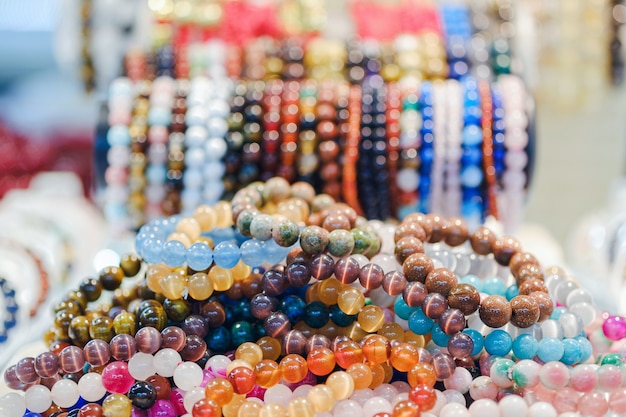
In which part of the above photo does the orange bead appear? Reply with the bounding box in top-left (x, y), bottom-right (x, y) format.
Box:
top-left (334, 340), bottom-right (364, 369)
top-left (228, 366), bottom-right (256, 395)
top-left (393, 400), bottom-right (420, 417)
top-left (305, 282), bottom-right (322, 303)
top-left (204, 378), bottom-right (234, 406)
top-left (318, 278), bottom-right (343, 305)
top-left (409, 384), bottom-right (437, 411)
top-left (381, 362), bottom-right (394, 384)
top-left (358, 305), bottom-right (385, 333)
top-left (307, 347), bottom-right (336, 376)
top-left (369, 363), bottom-right (385, 389)
top-left (404, 331), bottom-right (425, 347)
top-left (408, 363), bottom-right (437, 388)
top-left (279, 354), bottom-right (308, 384)
top-left (390, 343), bottom-right (419, 372)
top-left (378, 322), bottom-right (405, 342)
top-left (255, 360), bottom-right (281, 388)
top-left (236, 342), bottom-right (264, 366)
top-left (257, 337), bottom-right (282, 361)
top-left (347, 362), bottom-right (373, 390)
top-left (362, 334), bottom-right (391, 364)
top-left (192, 398), bottom-right (221, 417)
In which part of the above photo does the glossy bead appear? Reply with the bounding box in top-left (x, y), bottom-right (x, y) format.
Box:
top-left (347, 362), bottom-right (373, 390)
top-left (359, 263), bottom-right (385, 290)
top-left (128, 381), bottom-right (157, 410)
top-left (390, 343), bottom-right (419, 372)
top-left (173, 361), bottom-right (203, 391)
top-left (146, 375), bottom-right (171, 401)
top-left (425, 268), bottom-right (457, 296)
top-left (307, 384), bottom-right (336, 413)
top-left (78, 403), bottom-right (104, 417)
top-left (362, 334), bottom-right (391, 365)
top-left (16, 357), bottom-right (38, 384)
top-left (422, 293), bottom-right (448, 319)
top-left (326, 371), bottom-right (355, 400)
top-left (204, 378), bottom-right (234, 406)
top-left (228, 366), bottom-right (256, 394)
top-left (403, 253), bottom-right (434, 283)
top-left (470, 227), bottom-right (496, 255)
top-left (432, 353), bottom-right (456, 380)
top-left (492, 236), bottom-right (521, 266)
top-left (448, 284), bottom-right (480, 316)
top-left (51, 378), bottom-right (80, 408)
top-left (479, 296), bottom-right (512, 328)
top-left (192, 398), bottom-right (221, 417)
top-left (409, 384), bottom-right (436, 411)
top-left (59, 346), bottom-right (85, 374)
top-left (161, 326), bottom-right (186, 352)
top-left (90, 315), bottom-right (115, 342)
top-left (334, 257), bottom-right (360, 284)
top-left (255, 359), bottom-right (281, 388)
top-left (447, 332), bottom-right (475, 359)
top-left (34, 352), bottom-right (59, 379)
top-left (358, 305), bottom-right (385, 333)
top-left (188, 273), bottom-right (214, 301)
top-left (102, 361), bottom-right (135, 394)
top-left (335, 340), bottom-right (364, 369)
top-left (439, 308), bottom-right (466, 335)
top-left (279, 354), bottom-right (308, 383)
top-left (408, 362), bottom-right (437, 388)
top-left (307, 347), bottom-right (336, 376)
top-left (99, 266), bottom-right (125, 291)
top-left (338, 287), bottom-right (366, 315)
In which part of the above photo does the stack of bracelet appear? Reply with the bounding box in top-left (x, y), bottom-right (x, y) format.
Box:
top-left (4, 177), bottom-right (626, 417)
top-left (100, 70), bottom-right (534, 232)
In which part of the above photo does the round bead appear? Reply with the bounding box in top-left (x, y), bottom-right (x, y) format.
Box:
top-left (51, 379), bottom-right (80, 408)
top-left (102, 393), bottom-right (133, 417)
top-left (78, 372), bottom-right (107, 402)
top-left (479, 296), bottom-right (512, 328)
top-left (25, 385), bottom-right (52, 413)
top-left (102, 361), bottom-right (135, 394)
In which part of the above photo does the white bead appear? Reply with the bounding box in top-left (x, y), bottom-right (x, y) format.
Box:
top-left (51, 379), bottom-right (80, 408)
top-left (207, 118), bottom-right (228, 137)
top-left (128, 352), bottom-right (156, 380)
top-left (293, 384), bottom-right (313, 398)
top-left (185, 147), bottom-right (206, 168)
top-left (186, 106), bottom-right (209, 126)
top-left (174, 362), bottom-right (204, 391)
top-left (362, 397), bottom-right (392, 417)
top-left (390, 381), bottom-right (411, 393)
top-left (78, 372), bottom-right (106, 401)
top-left (566, 288), bottom-right (593, 306)
top-left (183, 169), bottom-right (204, 189)
top-left (528, 401), bottom-right (557, 417)
top-left (333, 400), bottom-right (363, 417)
top-left (0, 393), bottom-right (26, 417)
top-left (372, 384), bottom-right (398, 403)
top-left (498, 394), bottom-right (528, 417)
top-left (205, 354), bottom-right (231, 371)
top-left (397, 169), bottom-right (420, 192)
top-left (203, 160), bottom-right (226, 181)
top-left (154, 348), bottom-right (182, 377)
top-left (25, 385), bottom-right (52, 413)
top-left (202, 180), bottom-right (225, 203)
top-left (568, 302), bottom-right (596, 327)
top-left (440, 402), bottom-right (471, 417)
top-left (431, 389), bottom-right (448, 415)
top-left (391, 393), bottom-right (409, 407)
top-left (264, 384), bottom-right (292, 408)
top-left (349, 389), bottom-right (374, 406)
top-left (554, 281), bottom-right (579, 305)
top-left (540, 320), bottom-right (564, 340)
top-left (444, 367), bottom-right (473, 393)
top-left (558, 312), bottom-right (584, 339)
top-left (469, 399), bottom-right (499, 417)
top-left (204, 137), bottom-right (227, 160)
top-left (443, 389), bottom-right (467, 406)
top-left (184, 387), bottom-right (206, 413)
top-left (185, 125), bottom-right (208, 146)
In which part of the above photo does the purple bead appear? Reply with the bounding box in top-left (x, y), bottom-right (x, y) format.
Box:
top-left (131, 409), bottom-right (148, 417)
top-left (603, 315), bottom-right (626, 341)
top-left (148, 399), bottom-right (177, 417)
top-left (110, 333), bottom-right (138, 361)
top-left (246, 385), bottom-right (266, 400)
top-left (169, 389), bottom-right (186, 415)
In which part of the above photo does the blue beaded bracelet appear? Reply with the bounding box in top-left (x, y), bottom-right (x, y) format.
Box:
top-left (0, 277), bottom-right (19, 344)
top-left (418, 81), bottom-right (434, 214)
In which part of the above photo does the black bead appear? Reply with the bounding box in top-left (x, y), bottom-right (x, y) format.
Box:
top-left (128, 381), bottom-right (158, 409)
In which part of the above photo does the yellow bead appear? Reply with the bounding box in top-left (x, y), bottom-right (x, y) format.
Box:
top-left (205, 377), bottom-right (234, 406)
top-left (188, 272), bottom-right (214, 301)
top-left (222, 394), bottom-right (247, 417)
top-left (159, 273), bottom-right (188, 300)
top-left (232, 260), bottom-right (252, 281)
top-left (337, 287), bottom-right (365, 315)
top-left (307, 384), bottom-right (336, 413)
top-left (176, 217), bottom-right (202, 241)
top-left (238, 401), bottom-right (262, 417)
top-left (194, 205), bottom-right (218, 232)
top-left (378, 322), bottom-right (405, 342)
top-left (345, 322), bottom-right (368, 343)
top-left (404, 331), bottom-right (426, 347)
top-left (259, 403), bottom-right (287, 417)
top-left (227, 359), bottom-right (254, 374)
top-left (236, 342), bottom-right (264, 366)
top-left (318, 278), bottom-right (343, 306)
top-left (287, 397), bottom-right (315, 417)
top-left (102, 393), bottom-right (132, 417)
top-left (358, 305), bottom-right (385, 333)
top-left (167, 232), bottom-right (191, 247)
top-left (146, 264), bottom-right (171, 294)
top-left (209, 266), bottom-right (234, 291)
top-left (214, 201), bottom-right (233, 228)
top-left (326, 371), bottom-right (354, 400)
top-left (347, 362), bottom-right (373, 390)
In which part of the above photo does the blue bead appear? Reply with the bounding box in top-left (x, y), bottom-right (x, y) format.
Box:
top-left (206, 326), bottom-right (232, 352)
top-left (485, 329), bottom-right (513, 356)
top-left (482, 277), bottom-right (507, 297)
top-left (107, 125), bottom-right (131, 146)
top-left (461, 165), bottom-right (484, 188)
top-left (394, 296), bottom-right (416, 320)
top-left (24, 413), bottom-right (43, 417)
top-left (537, 337), bottom-right (565, 362)
top-left (512, 334), bottom-right (538, 360)
top-left (330, 304), bottom-right (356, 327)
top-left (420, 147), bottom-right (434, 164)
top-left (281, 295), bottom-right (306, 323)
top-left (463, 106), bottom-right (481, 125)
top-left (161, 240), bottom-right (187, 267)
top-left (146, 165), bottom-right (167, 184)
top-left (148, 107), bottom-right (172, 126)
top-left (463, 329), bottom-right (484, 356)
top-left (142, 238), bottom-right (164, 264)
top-left (240, 239), bottom-right (264, 267)
top-left (461, 147), bottom-right (483, 166)
top-left (408, 308), bottom-right (434, 335)
top-left (459, 274), bottom-right (483, 292)
top-left (230, 321), bottom-right (255, 346)
top-left (303, 301), bottom-right (330, 329)
top-left (577, 337), bottom-right (593, 362)
top-left (550, 307), bottom-right (567, 320)
top-left (264, 239), bottom-right (287, 265)
top-left (560, 338), bottom-right (582, 365)
top-left (213, 241), bottom-right (241, 269)
top-left (186, 243), bottom-right (213, 271)
top-left (431, 323), bottom-right (450, 347)
top-left (505, 285), bottom-right (519, 301)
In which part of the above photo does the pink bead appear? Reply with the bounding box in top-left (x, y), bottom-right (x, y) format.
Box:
top-left (148, 126), bottom-right (169, 144)
top-left (201, 369), bottom-right (213, 387)
top-left (552, 388), bottom-right (578, 413)
top-left (597, 365), bottom-right (622, 392)
top-left (105, 166), bottom-right (128, 185)
top-left (469, 376), bottom-right (498, 400)
top-left (531, 383), bottom-right (556, 404)
top-left (101, 361), bottom-right (135, 394)
top-left (147, 399), bottom-right (176, 417)
top-left (539, 362), bottom-right (570, 390)
top-left (169, 388), bottom-right (186, 415)
top-left (444, 367), bottom-right (473, 393)
top-left (246, 385), bottom-right (266, 400)
top-left (578, 391), bottom-right (609, 417)
top-left (609, 388), bottom-right (626, 413)
top-left (602, 315), bottom-right (626, 341)
top-left (570, 365), bottom-right (599, 393)
top-left (479, 354), bottom-right (497, 377)
top-left (108, 111), bottom-right (131, 126)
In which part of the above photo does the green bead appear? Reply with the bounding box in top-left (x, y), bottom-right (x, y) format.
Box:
top-left (113, 311), bottom-right (137, 336)
top-left (300, 226), bottom-right (329, 254)
top-left (327, 229), bottom-right (355, 257)
top-left (163, 298), bottom-right (191, 322)
top-left (236, 210), bottom-right (258, 237)
top-left (601, 353), bottom-right (623, 366)
top-left (351, 228), bottom-right (380, 257)
top-left (272, 219), bottom-right (300, 247)
top-left (89, 315), bottom-right (115, 342)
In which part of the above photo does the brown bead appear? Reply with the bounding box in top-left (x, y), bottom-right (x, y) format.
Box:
top-left (479, 295), bottom-right (512, 328)
top-left (470, 227), bottom-right (496, 255)
top-left (99, 266), bottom-right (124, 291)
top-left (509, 252), bottom-right (540, 277)
top-left (514, 263), bottom-right (545, 286)
top-left (402, 253), bottom-right (434, 283)
top-left (394, 222), bottom-right (427, 243)
top-left (119, 254), bottom-right (141, 277)
top-left (509, 295), bottom-right (540, 328)
top-left (79, 403), bottom-right (104, 417)
top-left (492, 236), bottom-right (522, 266)
top-left (518, 278), bottom-right (548, 296)
top-left (447, 284), bottom-right (481, 316)
top-left (444, 217), bottom-right (469, 247)
top-left (402, 282), bottom-right (427, 308)
top-left (283, 330), bottom-right (308, 356)
top-left (59, 346), bottom-right (85, 374)
top-left (528, 291), bottom-right (555, 322)
top-left (426, 214), bottom-right (448, 243)
top-left (320, 162), bottom-right (341, 181)
top-left (225, 281), bottom-right (243, 300)
top-left (359, 264), bottom-right (385, 290)
top-left (403, 213), bottom-right (433, 241)
top-left (318, 140), bottom-right (340, 163)
top-left (382, 271), bottom-right (407, 296)
top-left (439, 308), bottom-right (466, 335)
top-left (425, 268), bottom-right (458, 297)
top-left (322, 213), bottom-right (351, 232)
top-left (317, 120), bottom-right (338, 140)
top-left (200, 301), bottom-right (226, 328)
top-left (394, 236), bottom-right (424, 265)
top-left (422, 293), bottom-right (449, 319)
top-left (146, 374), bottom-right (171, 400)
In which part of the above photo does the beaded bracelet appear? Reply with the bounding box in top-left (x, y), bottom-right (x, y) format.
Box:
top-left (239, 81), bottom-right (264, 186)
top-left (261, 79), bottom-right (283, 181)
top-left (223, 81), bottom-right (247, 198)
top-left (443, 78), bottom-right (462, 218)
top-left (429, 80), bottom-right (447, 215)
top-left (163, 81), bottom-right (188, 217)
top-left (479, 80), bottom-right (498, 219)
top-left (342, 84), bottom-right (364, 216)
top-left (277, 80), bottom-right (300, 182)
top-left (316, 81), bottom-right (342, 200)
top-left (418, 81), bottom-right (433, 214)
